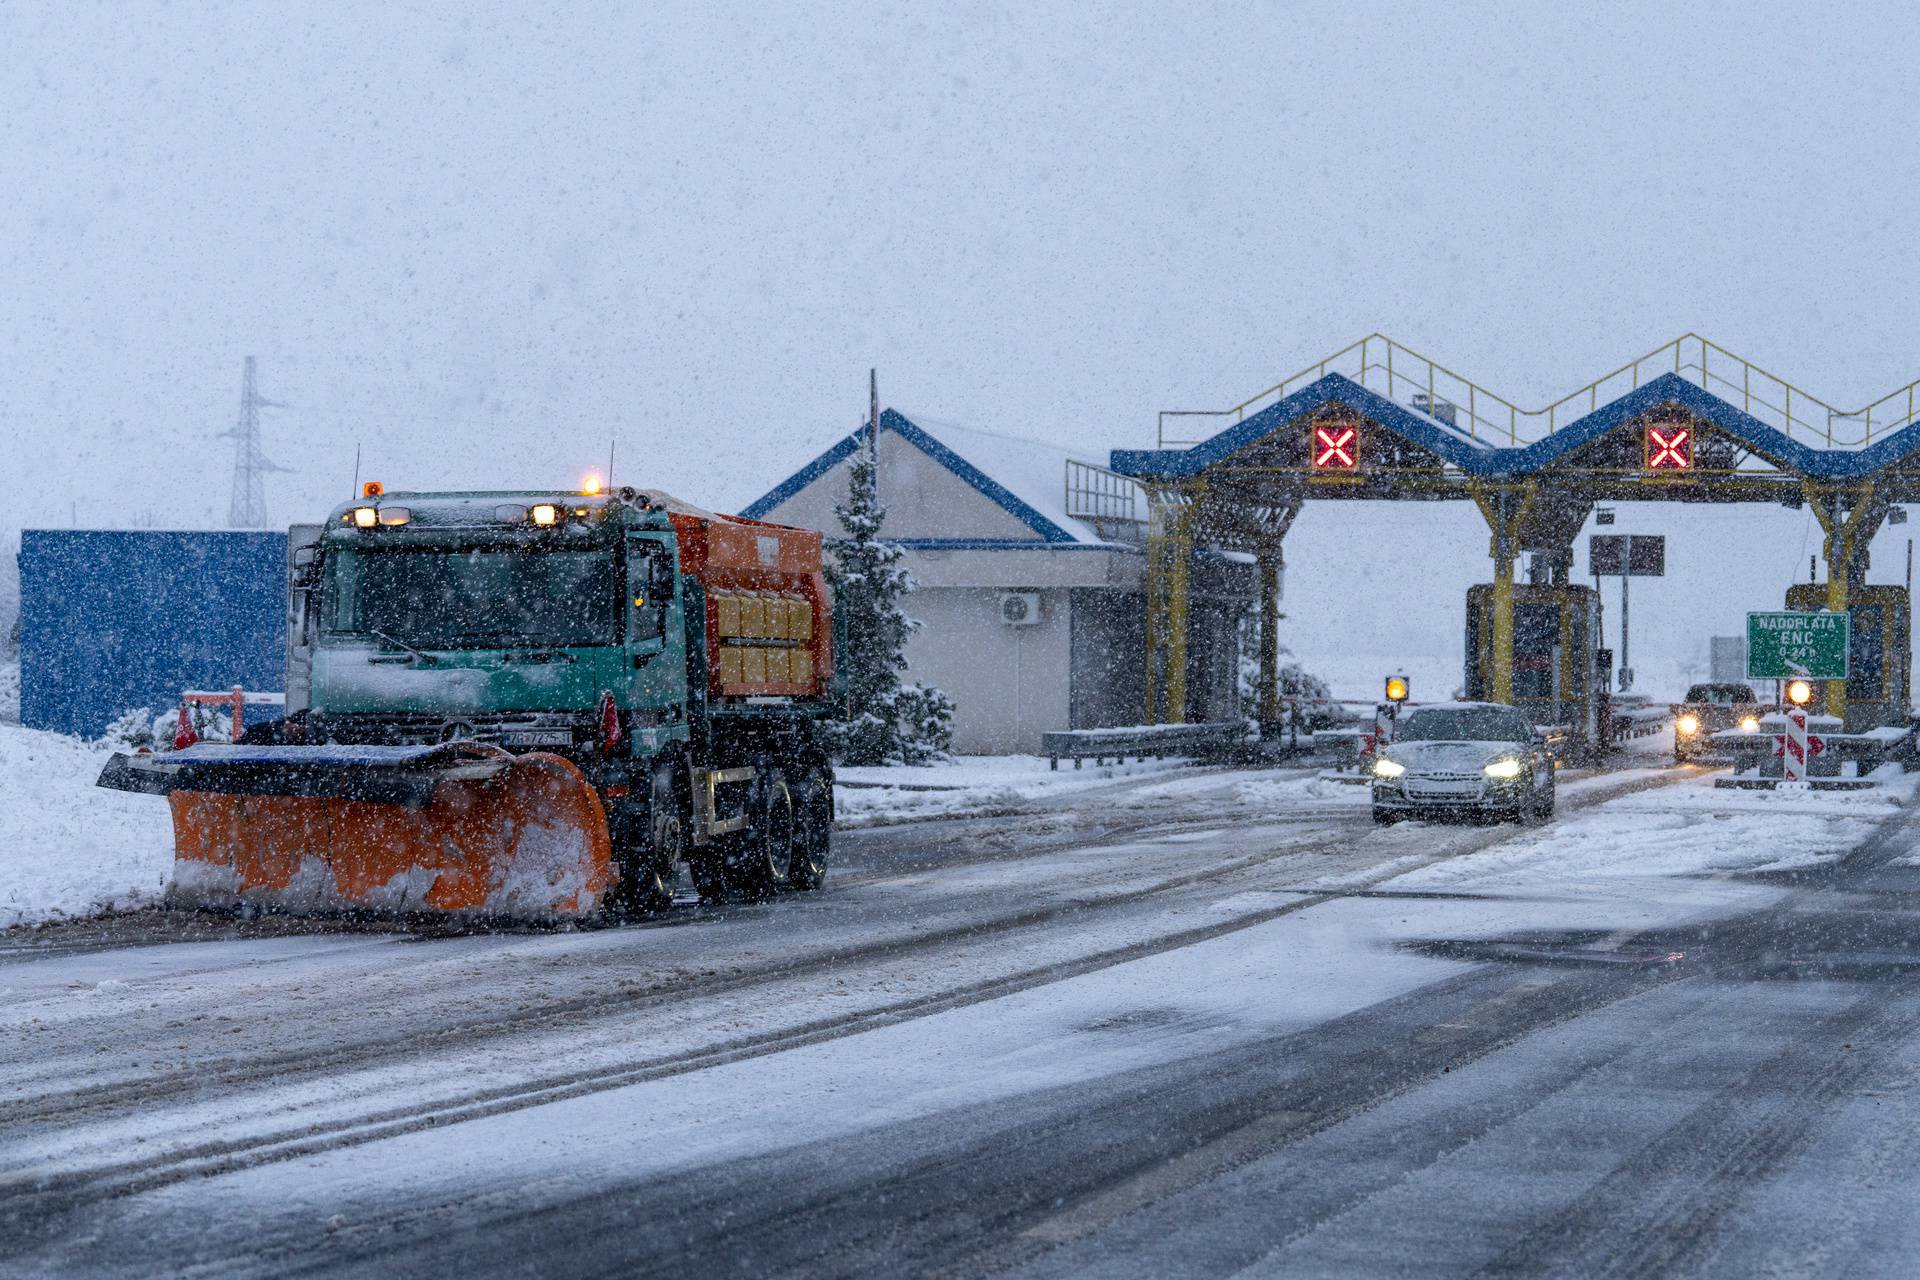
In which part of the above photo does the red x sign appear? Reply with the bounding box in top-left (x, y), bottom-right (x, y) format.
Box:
top-left (1646, 425), bottom-right (1692, 470)
top-left (1313, 425), bottom-right (1357, 469)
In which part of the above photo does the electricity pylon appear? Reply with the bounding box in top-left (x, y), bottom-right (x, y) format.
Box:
top-left (221, 356), bottom-right (289, 528)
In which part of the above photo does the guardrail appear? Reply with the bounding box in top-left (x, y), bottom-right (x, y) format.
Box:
top-left (1608, 702), bottom-right (1671, 741)
top-left (1713, 718), bottom-right (1914, 781)
top-left (1043, 722), bottom-right (1246, 770)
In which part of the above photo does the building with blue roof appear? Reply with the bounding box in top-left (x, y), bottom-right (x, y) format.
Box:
top-left (744, 409), bottom-right (1255, 753)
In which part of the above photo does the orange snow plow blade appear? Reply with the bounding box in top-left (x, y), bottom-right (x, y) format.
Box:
top-left (100, 745), bottom-right (613, 920)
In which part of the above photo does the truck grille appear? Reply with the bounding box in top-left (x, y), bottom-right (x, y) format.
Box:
top-left (310, 712), bottom-right (586, 749)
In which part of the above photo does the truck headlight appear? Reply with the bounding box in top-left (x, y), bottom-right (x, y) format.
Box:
top-left (1372, 758), bottom-right (1406, 779)
top-left (1677, 713), bottom-right (1700, 735)
top-left (1739, 715), bottom-right (1759, 733)
top-left (1483, 757), bottom-right (1524, 779)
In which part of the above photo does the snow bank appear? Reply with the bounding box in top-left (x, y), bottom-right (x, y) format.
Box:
top-left (834, 754), bottom-right (1196, 824)
top-left (0, 723), bottom-right (173, 928)
top-left (1389, 773), bottom-right (1910, 892)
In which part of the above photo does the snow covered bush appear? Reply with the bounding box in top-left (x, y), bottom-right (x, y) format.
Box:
top-left (892, 683), bottom-right (954, 764)
top-left (1237, 608), bottom-right (1341, 728)
top-left (97, 707), bottom-right (160, 750)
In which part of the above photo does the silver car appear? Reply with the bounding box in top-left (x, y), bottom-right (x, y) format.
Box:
top-left (1370, 702), bottom-right (1556, 825)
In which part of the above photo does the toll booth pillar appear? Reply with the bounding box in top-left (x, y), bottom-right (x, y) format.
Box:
top-left (1166, 499), bottom-right (1193, 724)
top-left (1472, 484), bottom-right (1537, 707)
top-left (1144, 489), bottom-right (1199, 725)
top-left (1807, 482), bottom-right (1887, 723)
top-left (1145, 504), bottom-right (1163, 723)
top-left (1257, 546), bottom-right (1281, 725)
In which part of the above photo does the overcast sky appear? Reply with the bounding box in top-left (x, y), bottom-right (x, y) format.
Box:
top-left (7, 0), bottom-right (1918, 530)
top-left (6, 2), bottom-right (1920, 689)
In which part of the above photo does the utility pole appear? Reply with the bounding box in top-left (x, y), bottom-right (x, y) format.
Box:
top-left (1619, 564), bottom-right (1630, 692)
top-left (868, 368), bottom-right (880, 509)
top-left (221, 356), bottom-right (289, 528)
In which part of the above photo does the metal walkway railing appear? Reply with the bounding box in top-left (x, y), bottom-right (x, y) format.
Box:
top-left (1156, 334), bottom-right (1920, 451)
top-left (1063, 457), bottom-right (1147, 539)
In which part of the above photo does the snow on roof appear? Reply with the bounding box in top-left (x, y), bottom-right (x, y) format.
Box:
top-left (740, 409), bottom-right (1146, 546)
top-left (889, 410), bottom-right (1138, 545)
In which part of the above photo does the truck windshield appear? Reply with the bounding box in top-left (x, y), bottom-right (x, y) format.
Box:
top-left (322, 548), bottom-right (616, 649)
top-left (1398, 707), bottom-right (1532, 742)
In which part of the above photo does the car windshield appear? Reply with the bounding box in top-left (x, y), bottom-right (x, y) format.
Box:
top-left (1685, 684), bottom-right (1755, 704)
top-left (1398, 707), bottom-right (1531, 742)
top-left (322, 548), bottom-right (616, 649)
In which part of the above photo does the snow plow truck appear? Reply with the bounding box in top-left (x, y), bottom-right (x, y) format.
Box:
top-left (97, 485), bottom-right (838, 922)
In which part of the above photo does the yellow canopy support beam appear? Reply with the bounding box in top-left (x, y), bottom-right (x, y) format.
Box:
top-left (1470, 482), bottom-right (1538, 707)
top-left (1165, 496), bottom-right (1195, 725)
top-left (1803, 480), bottom-right (1883, 724)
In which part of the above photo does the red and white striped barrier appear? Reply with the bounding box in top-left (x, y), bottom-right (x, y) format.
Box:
top-left (1782, 707), bottom-right (1809, 785)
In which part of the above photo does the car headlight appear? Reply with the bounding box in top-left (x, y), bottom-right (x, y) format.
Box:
top-left (1677, 713), bottom-right (1700, 735)
top-left (1739, 715), bottom-right (1759, 733)
top-left (1372, 758), bottom-right (1406, 779)
top-left (1483, 757), bottom-right (1525, 780)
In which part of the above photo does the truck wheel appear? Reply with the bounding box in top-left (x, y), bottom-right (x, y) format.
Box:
top-left (604, 772), bottom-right (679, 920)
top-left (788, 764), bottom-right (832, 891)
top-left (726, 767), bottom-right (797, 900)
top-left (690, 847), bottom-right (730, 905)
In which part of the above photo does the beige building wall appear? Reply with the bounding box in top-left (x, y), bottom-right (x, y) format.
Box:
top-left (903, 587), bottom-right (1072, 755)
top-left (759, 430), bottom-right (1039, 543)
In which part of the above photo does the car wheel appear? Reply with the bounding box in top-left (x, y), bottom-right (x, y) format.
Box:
top-left (1371, 806), bottom-right (1400, 826)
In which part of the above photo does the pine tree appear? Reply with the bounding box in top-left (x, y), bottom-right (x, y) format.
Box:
top-left (824, 427), bottom-right (954, 765)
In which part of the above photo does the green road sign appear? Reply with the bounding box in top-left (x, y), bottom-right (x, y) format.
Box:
top-left (1746, 611), bottom-right (1850, 680)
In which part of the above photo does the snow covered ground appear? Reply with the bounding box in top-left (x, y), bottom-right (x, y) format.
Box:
top-left (0, 661), bottom-right (18, 725)
top-left (13, 747), bottom-right (1920, 1274)
top-left (0, 737), bottom-right (1211, 927)
top-left (834, 753), bottom-right (1204, 824)
top-left (0, 723), bottom-right (172, 928)
top-left (1391, 769), bottom-right (1917, 898)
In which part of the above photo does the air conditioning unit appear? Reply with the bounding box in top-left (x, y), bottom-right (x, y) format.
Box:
top-left (998, 591), bottom-right (1042, 626)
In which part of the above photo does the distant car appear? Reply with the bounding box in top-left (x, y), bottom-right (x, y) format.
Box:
top-left (1370, 702), bottom-right (1556, 825)
top-left (1672, 682), bottom-right (1768, 762)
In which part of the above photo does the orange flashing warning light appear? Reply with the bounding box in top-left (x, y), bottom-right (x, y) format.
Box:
top-left (1646, 425), bottom-right (1692, 470)
top-left (582, 474), bottom-right (603, 496)
top-left (363, 481), bottom-right (384, 498)
top-left (1384, 675), bottom-right (1409, 703)
top-left (1786, 679), bottom-right (1814, 706)
top-left (1312, 424), bottom-right (1358, 470)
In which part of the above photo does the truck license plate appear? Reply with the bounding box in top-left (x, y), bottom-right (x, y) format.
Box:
top-left (504, 730), bottom-right (572, 747)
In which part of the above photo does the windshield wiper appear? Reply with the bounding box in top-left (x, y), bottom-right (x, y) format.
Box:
top-left (445, 632), bottom-right (587, 661)
top-left (368, 629), bottom-right (439, 666)
top-left (508, 648), bottom-right (579, 664)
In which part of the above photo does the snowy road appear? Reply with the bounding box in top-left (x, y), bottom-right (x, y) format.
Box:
top-left (7, 762), bottom-right (1920, 1277)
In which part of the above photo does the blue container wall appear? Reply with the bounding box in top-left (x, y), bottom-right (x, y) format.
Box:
top-left (20, 530), bottom-right (286, 738)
